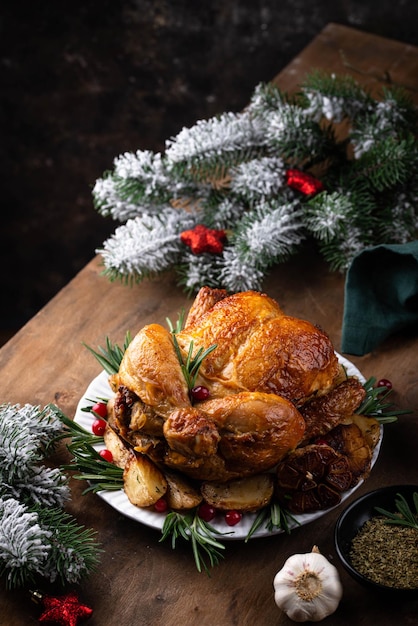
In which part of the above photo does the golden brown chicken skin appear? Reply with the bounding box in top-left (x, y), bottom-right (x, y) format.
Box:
top-left (108, 287), bottom-right (347, 482)
top-left (110, 323), bottom-right (190, 418)
top-left (177, 289), bottom-right (340, 404)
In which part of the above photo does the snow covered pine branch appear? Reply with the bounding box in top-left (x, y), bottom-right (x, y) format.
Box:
top-left (92, 71), bottom-right (418, 293)
top-left (0, 403), bottom-right (100, 589)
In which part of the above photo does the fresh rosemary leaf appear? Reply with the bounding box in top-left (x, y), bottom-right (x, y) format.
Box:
top-left (160, 510), bottom-right (227, 574)
top-left (245, 502), bottom-right (297, 542)
top-left (245, 508), bottom-right (269, 541)
top-left (166, 310), bottom-right (186, 334)
top-left (55, 411), bottom-right (124, 492)
top-left (83, 331), bottom-right (132, 375)
top-left (375, 492), bottom-right (418, 530)
top-left (358, 377), bottom-right (411, 423)
top-left (52, 410), bottom-right (104, 447)
top-left (170, 333), bottom-right (217, 392)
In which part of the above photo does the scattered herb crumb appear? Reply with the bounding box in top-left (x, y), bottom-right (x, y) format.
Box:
top-left (350, 515), bottom-right (418, 589)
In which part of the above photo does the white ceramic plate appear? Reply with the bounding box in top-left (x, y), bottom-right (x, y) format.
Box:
top-left (74, 354), bottom-right (382, 540)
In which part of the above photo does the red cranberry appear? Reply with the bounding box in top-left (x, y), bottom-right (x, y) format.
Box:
top-left (190, 385), bottom-right (210, 401)
top-left (198, 503), bottom-right (217, 522)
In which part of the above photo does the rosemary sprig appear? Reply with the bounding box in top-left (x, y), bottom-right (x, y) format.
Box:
top-left (53, 410), bottom-right (105, 447)
top-left (63, 440), bottom-right (124, 493)
top-left (358, 377), bottom-right (411, 423)
top-left (167, 312), bottom-right (217, 391)
top-left (83, 331), bottom-right (132, 375)
top-left (245, 502), bottom-right (299, 542)
top-left (56, 411), bottom-right (124, 493)
top-left (171, 334), bottom-right (218, 391)
top-left (160, 510), bottom-right (228, 574)
top-left (375, 492), bottom-right (418, 530)
top-left (166, 310), bottom-right (186, 334)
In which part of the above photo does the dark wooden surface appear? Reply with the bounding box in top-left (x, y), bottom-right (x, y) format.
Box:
top-left (1, 23), bottom-right (417, 625)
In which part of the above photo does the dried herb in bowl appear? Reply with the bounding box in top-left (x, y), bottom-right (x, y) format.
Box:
top-left (349, 492), bottom-right (418, 590)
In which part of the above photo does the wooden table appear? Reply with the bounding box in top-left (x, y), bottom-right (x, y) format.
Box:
top-left (1, 23), bottom-right (417, 625)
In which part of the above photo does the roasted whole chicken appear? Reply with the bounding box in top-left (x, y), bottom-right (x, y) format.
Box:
top-left (106, 287), bottom-right (379, 513)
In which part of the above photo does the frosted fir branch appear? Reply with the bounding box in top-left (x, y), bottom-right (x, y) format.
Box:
top-left (229, 156), bottom-right (287, 203)
top-left (10, 465), bottom-right (70, 509)
top-left (0, 497), bottom-right (100, 588)
top-left (246, 81), bottom-right (288, 115)
top-left (34, 507), bottom-right (101, 585)
top-left (355, 135), bottom-right (414, 191)
top-left (113, 150), bottom-right (201, 204)
top-left (0, 497), bottom-right (51, 588)
top-left (335, 225), bottom-right (368, 269)
top-left (97, 208), bottom-right (198, 283)
top-left (232, 200), bottom-right (305, 267)
top-left (302, 91), bottom-right (348, 123)
top-left (0, 403), bottom-right (63, 445)
top-left (93, 150), bottom-right (194, 221)
top-left (113, 150), bottom-right (168, 182)
top-left (0, 404), bottom-right (64, 482)
top-left (177, 251), bottom-right (223, 294)
top-left (165, 110), bottom-right (267, 170)
top-left (91, 71), bottom-right (418, 290)
top-left (203, 197), bottom-right (247, 230)
top-left (265, 105), bottom-right (331, 164)
top-left (0, 420), bottom-right (39, 479)
top-left (93, 174), bottom-right (151, 221)
top-left (378, 191), bottom-right (418, 243)
top-left (305, 191), bottom-right (357, 242)
top-left (373, 89), bottom-right (416, 134)
top-left (301, 72), bottom-right (372, 123)
top-left (351, 102), bottom-right (415, 159)
top-left (320, 225), bottom-right (368, 272)
top-left (218, 246), bottom-right (265, 292)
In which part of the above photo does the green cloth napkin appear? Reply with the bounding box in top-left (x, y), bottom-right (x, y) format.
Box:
top-left (341, 241), bottom-right (418, 356)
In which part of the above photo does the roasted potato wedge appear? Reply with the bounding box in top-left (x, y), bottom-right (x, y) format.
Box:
top-left (103, 424), bottom-right (130, 469)
top-left (350, 414), bottom-right (381, 450)
top-left (164, 470), bottom-right (203, 511)
top-left (201, 474), bottom-right (274, 512)
top-left (123, 452), bottom-right (167, 507)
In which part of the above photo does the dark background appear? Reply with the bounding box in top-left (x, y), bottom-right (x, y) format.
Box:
top-left (1, 1), bottom-right (417, 343)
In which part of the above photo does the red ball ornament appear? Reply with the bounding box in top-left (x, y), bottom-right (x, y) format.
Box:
top-left (285, 169), bottom-right (324, 196)
top-left (180, 224), bottom-right (226, 255)
top-left (34, 590), bottom-right (93, 626)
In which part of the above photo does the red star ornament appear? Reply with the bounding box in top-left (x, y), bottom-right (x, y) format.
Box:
top-left (180, 224), bottom-right (226, 254)
top-left (285, 169), bottom-right (325, 195)
top-left (37, 590), bottom-right (93, 626)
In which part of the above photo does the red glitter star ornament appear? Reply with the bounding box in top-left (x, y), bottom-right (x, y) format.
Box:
top-left (285, 169), bottom-right (325, 196)
top-left (180, 224), bottom-right (227, 254)
top-left (33, 590), bottom-right (93, 626)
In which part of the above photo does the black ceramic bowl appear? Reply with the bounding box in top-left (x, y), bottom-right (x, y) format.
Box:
top-left (335, 484), bottom-right (418, 595)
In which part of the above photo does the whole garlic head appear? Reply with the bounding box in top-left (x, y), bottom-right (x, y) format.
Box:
top-left (273, 546), bottom-right (343, 622)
